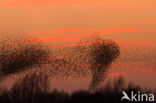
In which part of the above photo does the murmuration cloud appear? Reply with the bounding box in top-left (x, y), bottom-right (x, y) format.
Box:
top-left (0, 35), bottom-right (120, 91)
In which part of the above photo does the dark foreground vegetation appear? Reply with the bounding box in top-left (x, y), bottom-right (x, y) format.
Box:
top-left (0, 76), bottom-right (155, 103)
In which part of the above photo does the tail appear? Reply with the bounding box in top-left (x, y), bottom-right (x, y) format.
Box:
top-left (89, 67), bottom-right (107, 92)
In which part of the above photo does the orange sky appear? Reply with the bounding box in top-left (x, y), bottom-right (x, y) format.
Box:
top-left (0, 0), bottom-right (156, 34)
top-left (0, 0), bottom-right (156, 91)
top-left (0, 0), bottom-right (156, 9)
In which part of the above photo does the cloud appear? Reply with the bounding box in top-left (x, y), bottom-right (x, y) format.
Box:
top-left (29, 28), bottom-right (140, 35)
top-left (3, 27), bottom-right (140, 45)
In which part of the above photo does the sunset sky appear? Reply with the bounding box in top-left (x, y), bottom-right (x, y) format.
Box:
top-left (0, 0), bottom-right (156, 92)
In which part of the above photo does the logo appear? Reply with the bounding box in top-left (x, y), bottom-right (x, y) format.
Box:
top-left (121, 91), bottom-right (154, 102)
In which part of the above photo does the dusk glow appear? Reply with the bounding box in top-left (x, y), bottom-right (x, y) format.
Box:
top-left (0, 1), bottom-right (156, 103)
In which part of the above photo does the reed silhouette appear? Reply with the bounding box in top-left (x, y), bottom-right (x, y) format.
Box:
top-left (0, 76), bottom-right (155, 103)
